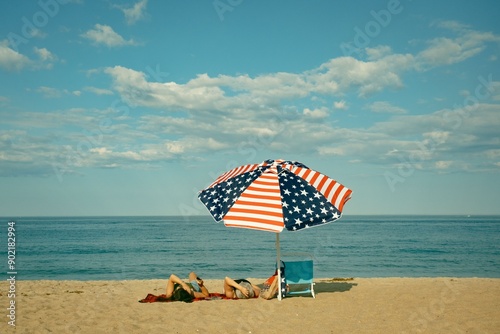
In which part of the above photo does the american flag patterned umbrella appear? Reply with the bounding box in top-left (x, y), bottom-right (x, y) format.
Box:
top-left (198, 159), bottom-right (352, 299)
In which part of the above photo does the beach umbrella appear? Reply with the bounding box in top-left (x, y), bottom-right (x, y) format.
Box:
top-left (198, 159), bottom-right (352, 300)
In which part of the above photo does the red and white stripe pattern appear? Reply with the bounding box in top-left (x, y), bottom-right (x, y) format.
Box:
top-left (286, 165), bottom-right (352, 212)
top-left (206, 162), bottom-right (263, 189)
top-left (223, 163), bottom-right (285, 232)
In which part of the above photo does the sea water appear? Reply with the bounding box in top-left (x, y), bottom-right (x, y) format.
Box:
top-left (1, 215), bottom-right (499, 280)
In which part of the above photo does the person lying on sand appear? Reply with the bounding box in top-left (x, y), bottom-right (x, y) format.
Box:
top-left (223, 276), bottom-right (260, 299)
top-left (165, 272), bottom-right (210, 300)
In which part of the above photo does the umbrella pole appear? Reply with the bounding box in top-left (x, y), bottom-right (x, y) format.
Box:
top-left (276, 233), bottom-right (282, 301)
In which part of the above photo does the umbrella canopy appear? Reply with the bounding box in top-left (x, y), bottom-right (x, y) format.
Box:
top-left (198, 159), bottom-right (352, 299)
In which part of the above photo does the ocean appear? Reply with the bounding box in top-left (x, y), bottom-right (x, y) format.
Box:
top-left (2, 215), bottom-right (499, 281)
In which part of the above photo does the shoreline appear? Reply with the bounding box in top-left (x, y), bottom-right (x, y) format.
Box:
top-left (1, 277), bottom-right (499, 333)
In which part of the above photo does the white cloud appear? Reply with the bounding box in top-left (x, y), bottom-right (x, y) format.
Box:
top-left (33, 47), bottom-right (58, 69)
top-left (434, 20), bottom-right (470, 31)
top-left (3, 102), bottom-right (500, 177)
top-left (33, 47), bottom-right (57, 62)
top-left (84, 86), bottom-right (114, 95)
top-left (310, 54), bottom-right (413, 97)
top-left (333, 100), bottom-right (348, 110)
top-left (36, 86), bottom-right (81, 98)
top-left (36, 86), bottom-right (62, 98)
top-left (86, 138), bottom-right (226, 166)
top-left (416, 22), bottom-right (500, 70)
top-left (366, 45), bottom-right (392, 60)
top-left (103, 22), bottom-right (496, 108)
top-left (81, 24), bottom-right (136, 47)
top-left (435, 161), bottom-right (453, 169)
top-left (104, 53), bottom-right (412, 111)
top-left (417, 37), bottom-right (481, 68)
top-left (317, 146), bottom-right (346, 156)
top-left (105, 66), bottom-right (232, 110)
top-left (0, 41), bottom-right (59, 71)
top-left (366, 101), bottom-right (407, 114)
top-left (101, 23), bottom-right (498, 105)
top-left (165, 137), bottom-right (228, 154)
top-left (116, 0), bottom-right (149, 25)
top-left (28, 28), bottom-right (47, 39)
top-left (90, 147), bottom-right (111, 155)
top-left (3, 22), bottom-right (500, 177)
top-left (303, 107), bottom-right (328, 119)
top-left (0, 40), bottom-right (31, 71)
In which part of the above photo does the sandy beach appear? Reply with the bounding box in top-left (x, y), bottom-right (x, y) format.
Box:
top-left (1, 277), bottom-right (499, 333)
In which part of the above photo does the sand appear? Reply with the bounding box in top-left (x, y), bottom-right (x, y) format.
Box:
top-left (1, 277), bottom-right (499, 333)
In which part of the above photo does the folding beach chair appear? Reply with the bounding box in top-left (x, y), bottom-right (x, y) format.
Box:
top-left (282, 254), bottom-right (315, 298)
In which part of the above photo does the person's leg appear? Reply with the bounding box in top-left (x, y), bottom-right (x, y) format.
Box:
top-left (188, 272), bottom-right (198, 281)
top-left (223, 276), bottom-right (237, 298)
top-left (189, 271), bottom-right (210, 297)
top-left (251, 284), bottom-right (261, 298)
top-left (188, 272), bottom-right (201, 293)
top-left (166, 274), bottom-right (186, 298)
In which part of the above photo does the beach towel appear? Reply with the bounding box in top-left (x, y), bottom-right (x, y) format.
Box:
top-left (138, 293), bottom-right (231, 303)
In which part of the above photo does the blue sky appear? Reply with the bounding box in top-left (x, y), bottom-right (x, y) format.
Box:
top-left (1, 0), bottom-right (500, 216)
